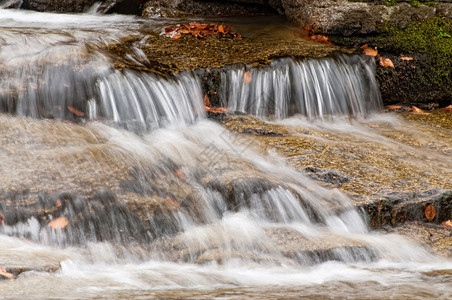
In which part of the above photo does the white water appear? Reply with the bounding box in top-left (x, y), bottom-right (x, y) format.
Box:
top-left (221, 55), bottom-right (382, 119)
top-left (0, 9), bottom-right (451, 299)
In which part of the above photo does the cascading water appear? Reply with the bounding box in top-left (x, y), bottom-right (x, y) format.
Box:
top-left (0, 9), bottom-right (451, 300)
top-left (221, 55), bottom-right (382, 119)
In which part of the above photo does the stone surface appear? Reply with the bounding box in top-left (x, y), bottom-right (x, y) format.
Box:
top-left (0, 248), bottom-right (66, 276)
top-left (221, 112), bottom-right (452, 227)
top-left (281, 0), bottom-right (438, 35)
top-left (141, 0), bottom-right (281, 17)
top-left (19, 0), bottom-right (97, 13)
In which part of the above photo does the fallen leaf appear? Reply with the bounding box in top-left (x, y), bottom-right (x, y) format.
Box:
top-left (360, 44), bottom-right (369, 49)
top-left (363, 47), bottom-right (378, 57)
top-left (166, 196), bottom-right (180, 208)
top-left (48, 216), bottom-right (68, 229)
top-left (411, 106), bottom-right (431, 115)
top-left (67, 105), bottom-right (85, 117)
top-left (311, 34), bottom-right (333, 45)
top-left (0, 267), bottom-right (13, 279)
top-left (205, 106), bottom-right (228, 113)
top-left (400, 56), bottom-right (413, 61)
top-left (55, 199), bottom-right (62, 208)
top-left (379, 57), bottom-right (394, 68)
top-left (385, 105), bottom-right (402, 110)
top-left (164, 22), bottom-right (241, 40)
top-left (243, 71), bottom-right (252, 84)
top-left (425, 204), bottom-right (435, 222)
top-left (204, 93), bottom-right (210, 107)
top-left (442, 105), bottom-right (452, 112)
top-left (0, 212), bottom-right (3, 225)
top-left (175, 169), bottom-right (185, 179)
top-left (441, 220), bottom-right (452, 227)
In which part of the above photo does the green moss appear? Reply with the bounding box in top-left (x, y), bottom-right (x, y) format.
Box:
top-left (377, 17), bottom-right (452, 91)
top-left (385, 0), bottom-right (397, 6)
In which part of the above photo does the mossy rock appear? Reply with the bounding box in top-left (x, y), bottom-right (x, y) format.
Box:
top-left (331, 17), bottom-right (452, 105)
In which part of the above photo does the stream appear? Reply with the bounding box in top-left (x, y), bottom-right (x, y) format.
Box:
top-left (0, 8), bottom-right (451, 299)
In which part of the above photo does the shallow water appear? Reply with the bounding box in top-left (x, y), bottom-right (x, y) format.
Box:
top-left (0, 8), bottom-right (451, 300)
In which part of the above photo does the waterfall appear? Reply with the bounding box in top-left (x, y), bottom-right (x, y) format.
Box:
top-left (221, 55), bottom-right (382, 119)
top-left (1, 10), bottom-right (451, 299)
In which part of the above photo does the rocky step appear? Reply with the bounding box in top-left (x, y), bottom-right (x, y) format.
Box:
top-left (0, 248), bottom-right (66, 279)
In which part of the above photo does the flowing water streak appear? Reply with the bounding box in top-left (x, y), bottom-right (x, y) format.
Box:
top-left (221, 55), bottom-right (382, 119)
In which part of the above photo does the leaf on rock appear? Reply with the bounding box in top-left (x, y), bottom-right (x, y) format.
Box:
top-left (400, 56), bottom-right (413, 61)
top-left (67, 105), bottom-right (85, 117)
top-left (301, 25), bottom-right (333, 45)
top-left (362, 45), bottom-right (378, 57)
top-left (411, 106), bottom-right (431, 115)
top-left (442, 105), bottom-right (452, 112)
top-left (379, 57), bottom-right (394, 68)
top-left (48, 216), bottom-right (68, 229)
top-left (204, 93), bottom-right (228, 113)
top-left (175, 169), bottom-right (185, 179)
top-left (425, 204), bottom-right (435, 222)
top-left (164, 22), bottom-right (241, 40)
top-left (166, 196), bottom-right (180, 208)
top-left (243, 71), bottom-right (252, 84)
top-left (0, 267), bottom-right (13, 279)
top-left (441, 220), bottom-right (452, 227)
top-left (205, 106), bottom-right (228, 113)
top-left (204, 93), bottom-right (210, 107)
top-left (385, 105), bottom-right (402, 110)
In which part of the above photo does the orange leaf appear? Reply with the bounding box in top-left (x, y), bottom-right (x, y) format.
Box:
top-left (411, 106), bottom-right (431, 115)
top-left (166, 196), bottom-right (180, 208)
top-left (363, 47), bottom-right (378, 57)
top-left (385, 105), bottom-right (402, 110)
top-left (175, 169), bottom-right (185, 179)
top-left (441, 220), bottom-right (452, 227)
top-left (442, 105), bottom-right (452, 112)
top-left (55, 199), bottom-right (62, 208)
top-left (204, 93), bottom-right (210, 107)
top-left (171, 33), bottom-right (182, 39)
top-left (48, 216), bottom-right (68, 229)
top-left (400, 56), bottom-right (413, 61)
top-left (67, 106), bottom-right (85, 117)
top-left (243, 71), bottom-right (252, 84)
top-left (425, 204), bottom-right (435, 222)
top-left (360, 44), bottom-right (369, 49)
top-left (311, 34), bottom-right (333, 45)
top-left (0, 212), bottom-right (3, 225)
top-left (218, 24), bottom-right (225, 34)
top-left (0, 267), bottom-right (13, 279)
top-left (205, 106), bottom-right (228, 113)
top-left (379, 57), bottom-right (394, 68)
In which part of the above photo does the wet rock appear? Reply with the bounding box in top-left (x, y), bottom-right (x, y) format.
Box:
top-left (303, 167), bottom-right (349, 187)
top-left (0, 248), bottom-right (66, 277)
top-left (382, 222), bottom-right (452, 258)
top-left (97, 0), bottom-right (142, 14)
top-left (437, 3), bottom-right (452, 18)
top-left (281, 0), bottom-right (438, 36)
top-left (19, 0), bottom-right (97, 13)
top-left (360, 190), bottom-right (452, 228)
top-left (141, 0), bottom-right (281, 18)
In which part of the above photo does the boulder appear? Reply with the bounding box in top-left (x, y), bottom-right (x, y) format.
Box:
top-left (19, 0), bottom-right (97, 13)
top-left (141, 0), bottom-right (282, 18)
top-left (280, 0), bottom-right (438, 36)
